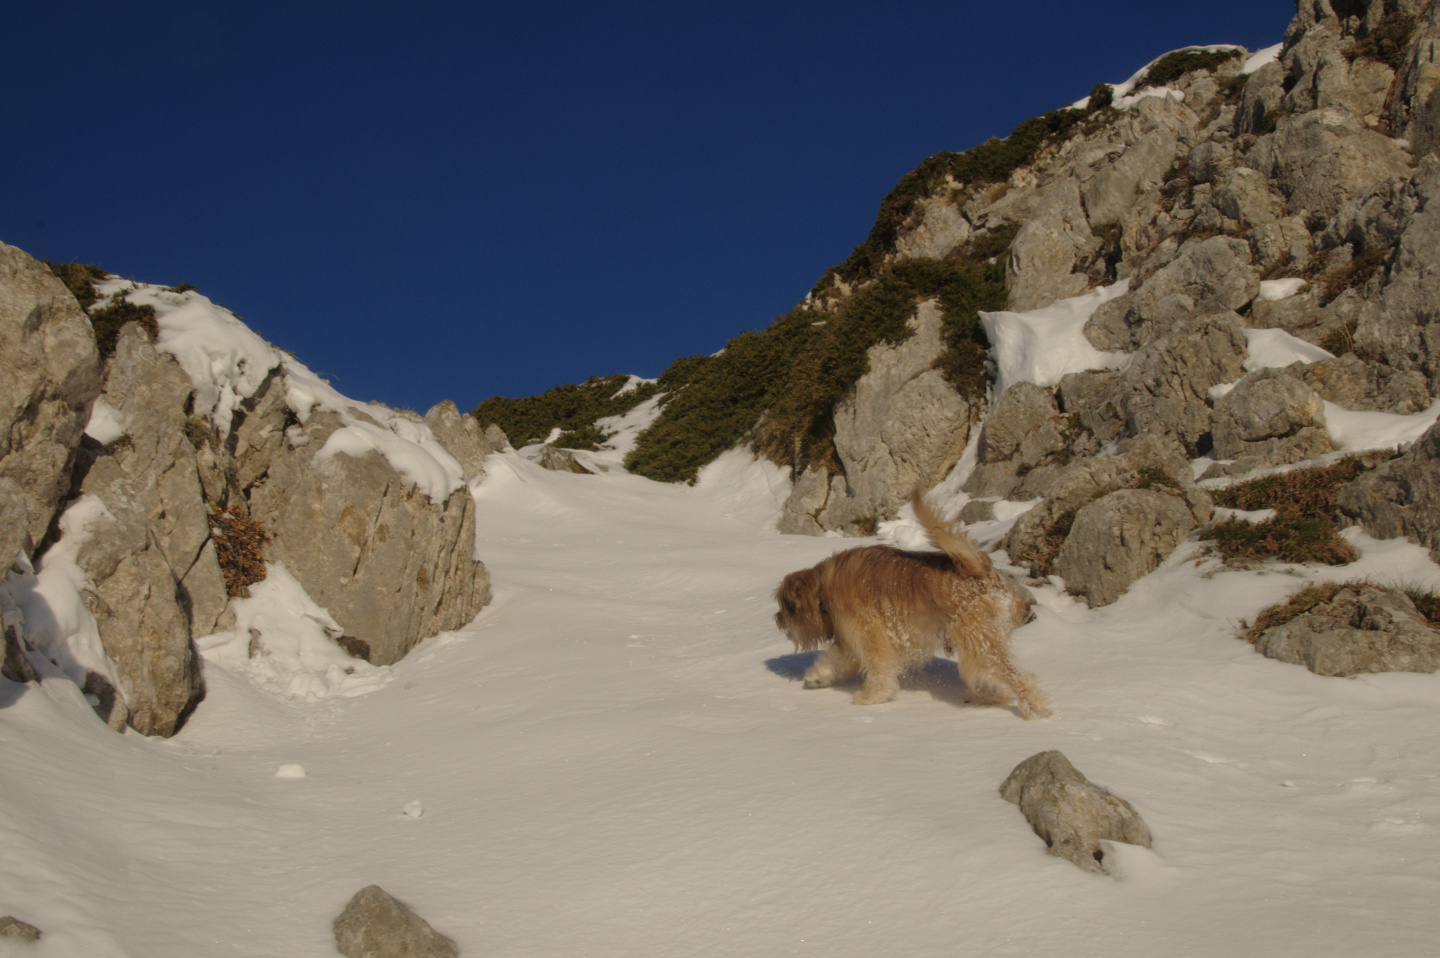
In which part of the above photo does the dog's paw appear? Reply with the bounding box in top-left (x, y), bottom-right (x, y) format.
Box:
top-left (802, 666), bottom-right (834, 689)
top-left (852, 680), bottom-right (897, 706)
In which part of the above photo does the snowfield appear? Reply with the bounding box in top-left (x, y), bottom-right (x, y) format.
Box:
top-left (4, 421), bottom-right (1440, 956)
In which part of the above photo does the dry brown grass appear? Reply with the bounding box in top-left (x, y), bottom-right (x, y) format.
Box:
top-left (208, 504), bottom-right (269, 598)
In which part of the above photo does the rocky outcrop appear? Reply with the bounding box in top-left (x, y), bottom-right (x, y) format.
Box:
top-left (1000, 750), bottom-right (1152, 876)
top-left (780, 301), bottom-right (974, 535)
top-left (333, 885), bottom-right (458, 958)
top-left (424, 399), bottom-right (508, 481)
top-left (1250, 583), bottom-right (1440, 676)
top-left (1337, 419), bottom-right (1440, 562)
top-left (1086, 241), bottom-right (1258, 352)
top-left (0, 255), bottom-right (493, 734)
top-left (0, 243), bottom-right (101, 554)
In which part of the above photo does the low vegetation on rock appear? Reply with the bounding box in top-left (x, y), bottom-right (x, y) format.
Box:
top-left (472, 374), bottom-right (659, 449)
top-left (208, 504), bottom-right (269, 598)
top-left (1204, 456), bottom-right (1394, 566)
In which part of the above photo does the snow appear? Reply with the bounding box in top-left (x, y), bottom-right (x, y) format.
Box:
top-left (1257, 277), bottom-right (1308, 301)
top-left (82, 399), bottom-right (126, 446)
top-left (1242, 43), bottom-right (1284, 76)
top-left (1071, 45), bottom-right (1248, 111)
top-left (6, 441), bottom-right (1440, 957)
top-left (981, 280), bottom-right (1131, 399)
top-left (87, 278), bottom-right (464, 503)
top-left (1242, 327), bottom-right (1334, 371)
top-left (1326, 399), bottom-right (1440, 453)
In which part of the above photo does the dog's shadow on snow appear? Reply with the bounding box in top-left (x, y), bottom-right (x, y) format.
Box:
top-left (765, 652), bottom-right (971, 708)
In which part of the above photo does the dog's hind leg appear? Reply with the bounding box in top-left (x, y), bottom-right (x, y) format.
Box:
top-left (953, 626), bottom-right (1051, 719)
top-left (849, 624), bottom-right (902, 705)
top-left (802, 645), bottom-right (860, 689)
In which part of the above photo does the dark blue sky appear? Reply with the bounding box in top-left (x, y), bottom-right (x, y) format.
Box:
top-left (3, 1), bottom-right (1295, 413)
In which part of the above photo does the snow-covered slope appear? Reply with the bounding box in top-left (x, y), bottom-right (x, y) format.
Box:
top-left (3, 444), bottom-right (1439, 956)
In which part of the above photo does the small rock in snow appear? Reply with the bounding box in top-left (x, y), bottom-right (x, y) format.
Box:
top-left (403, 800), bottom-right (425, 819)
top-left (275, 764), bottom-right (307, 779)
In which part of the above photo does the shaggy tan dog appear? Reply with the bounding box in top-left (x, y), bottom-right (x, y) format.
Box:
top-left (773, 492), bottom-right (1049, 717)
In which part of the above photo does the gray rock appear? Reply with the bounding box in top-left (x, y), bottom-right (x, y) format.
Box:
top-left (1053, 488), bottom-right (1200, 608)
top-left (1084, 129), bottom-right (1178, 228)
top-left (1116, 312), bottom-right (1249, 457)
top-left (0, 916), bottom-right (42, 941)
top-left (978, 383), bottom-right (1058, 463)
top-left (1354, 160), bottom-right (1440, 392)
top-left (1235, 60), bottom-right (1287, 136)
top-left (786, 301), bottom-right (973, 535)
top-left (1188, 139), bottom-right (1235, 185)
top-left (0, 478), bottom-right (29, 570)
top-left (1389, 0), bottom-right (1440, 141)
top-left (1252, 584), bottom-right (1440, 676)
top-left (1211, 367), bottom-right (1333, 465)
top-left (999, 750), bottom-right (1151, 876)
top-left (1412, 84), bottom-right (1440, 159)
top-left (1057, 370), bottom-right (1125, 450)
top-left (1292, 354), bottom-right (1432, 413)
top-left (1086, 239), bottom-right (1258, 351)
top-left (250, 435), bottom-right (491, 666)
top-left (333, 885), bottom-right (458, 958)
top-left (1208, 167), bottom-right (1285, 229)
top-left (0, 243), bottom-right (102, 552)
top-left (1006, 178), bottom-right (1092, 312)
top-left (537, 444), bottom-right (591, 474)
top-left (777, 465), bottom-right (831, 536)
top-left (424, 400), bottom-right (507, 481)
top-left (1244, 109), bottom-right (1413, 220)
top-left (894, 197), bottom-right (972, 261)
top-left (3, 617), bottom-right (38, 684)
top-left (97, 326), bottom-right (231, 637)
top-left (1002, 434), bottom-right (1199, 570)
top-left (1246, 215), bottom-right (1315, 274)
top-left (72, 456), bottom-right (204, 737)
top-left (1337, 419), bottom-right (1440, 563)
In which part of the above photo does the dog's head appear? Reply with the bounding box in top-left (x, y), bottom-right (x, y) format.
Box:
top-left (773, 567), bottom-right (832, 650)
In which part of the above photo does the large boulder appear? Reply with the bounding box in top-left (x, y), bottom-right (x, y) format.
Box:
top-left (248, 414), bottom-right (491, 665)
top-left (0, 243), bottom-right (101, 553)
top-left (1115, 312), bottom-right (1249, 457)
top-left (1006, 178), bottom-right (1093, 312)
top-left (1000, 750), bottom-right (1152, 876)
top-left (1211, 367), bottom-right (1333, 465)
top-left (894, 197), bottom-right (972, 261)
top-left (1086, 239), bottom-right (1259, 351)
top-left (1291, 353), bottom-right (1431, 414)
top-left (1337, 419), bottom-right (1440, 563)
top-left (1251, 584), bottom-right (1440, 676)
top-left (1052, 488), bottom-right (1201, 608)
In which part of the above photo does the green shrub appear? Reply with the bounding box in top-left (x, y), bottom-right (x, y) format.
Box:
top-left (626, 253), bottom-right (1003, 484)
top-left (1138, 48), bottom-right (1244, 89)
top-left (1088, 83), bottom-right (1114, 111)
top-left (43, 261), bottom-right (108, 310)
top-left (166, 281), bottom-right (197, 294)
top-left (818, 108), bottom-right (1087, 286)
top-left (89, 293), bottom-right (159, 361)
top-left (472, 374), bottom-right (659, 448)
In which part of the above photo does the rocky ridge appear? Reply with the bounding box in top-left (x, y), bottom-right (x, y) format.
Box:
top-left (0, 248), bottom-right (495, 736)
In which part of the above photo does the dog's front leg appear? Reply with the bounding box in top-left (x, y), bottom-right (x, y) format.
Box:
top-left (802, 645), bottom-right (860, 689)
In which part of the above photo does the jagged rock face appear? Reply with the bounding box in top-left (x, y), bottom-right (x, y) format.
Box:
top-left (893, 198), bottom-right (971, 261)
top-left (1246, 109), bottom-right (1412, 219)
top-left (424, 399), bottom-right (508, 480)
top-left (0, 242), bottom-right (101, 553)
top-left (1007, 178), bottom-right (1092, 312)
top-left (72, 458), bottom-right (203, 737)
top-left (1116, 312), bottom-right (1249, 458)
top-left (963, 382), bottom-right (1070, 501)
top-left (248, 419), bottom-right (490, 666)
top-left (1354, 160), bottom-right (1440, 393)
top-left (96, 327), bottom-right (232, 636)
top-left (780, 301), bottom-right (973, 535)
top-left (1291, 353), bottom-right (1431, 413)
top-left (1338, 419), bottom-right (1440, 563)
top-left (1252, 584), bottom-right (1440, 676)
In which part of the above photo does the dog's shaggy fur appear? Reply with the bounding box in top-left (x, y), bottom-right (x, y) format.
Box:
top-left (773, 492), bottom-right (1049, 717)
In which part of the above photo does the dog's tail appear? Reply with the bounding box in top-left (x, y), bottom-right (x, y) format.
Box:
top-left (912, 488), bottom-right (992, 578)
